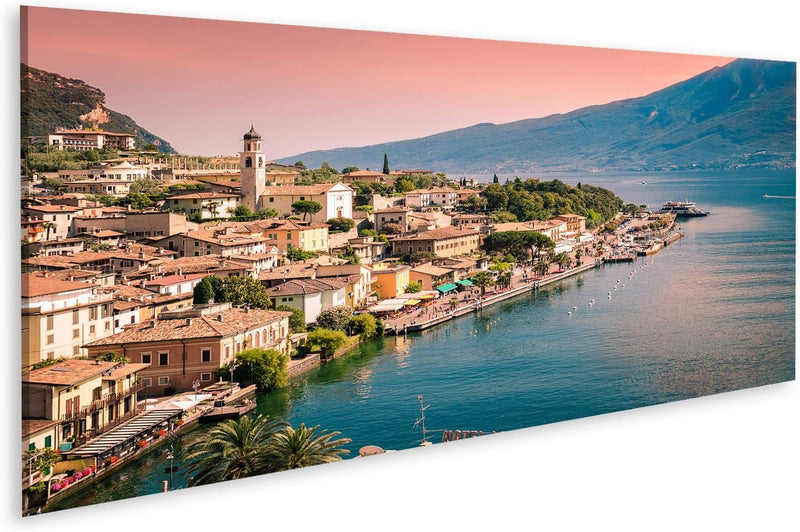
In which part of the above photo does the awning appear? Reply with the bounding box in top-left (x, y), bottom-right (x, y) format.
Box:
top-left (456, 279), bottom-right (473, 287)
top-left (436, 283), bottom-right (458, 293)
top-left (418, 294), bottom-right (435, 300)
top-left (403, 299), bottom-right (421, 306)
top-left (368, 299), bottom-right (407, 313)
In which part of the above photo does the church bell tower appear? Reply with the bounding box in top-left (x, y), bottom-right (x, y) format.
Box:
top-left (240, 125), bottom-right (266, 212)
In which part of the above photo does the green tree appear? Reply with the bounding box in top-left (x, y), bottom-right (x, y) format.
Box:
top-left (315, 306), bottom-right (353, 331)
top-left (490, 210), bottom-right (517, 223)
top-left (258, 208), bottom-right (280, 218)
top-left (193, 276), bottom-right (216, 304)
top-left (40, 177), bottom-right (67, 193)
top-left (481, 184), bottom-right (509, 211)
top-left (291, 200), bottom-right (322, 221)
top-left (306, 328), bottom-right (348, 357)
top-left (276, 305), bottom-right (306, 333)
top-left (382, 153), bottom-right (390, 175)
top-left (41, 221), bottom-right (56, 241)
top-left (286, 248), bottom-right (316, 262)
top-left (23, 447), bottom-right (61, 479)
top-left (552, 252), bottom-right (570, 270)
top-left (96, 351), bottom-right (129, 363)
top-left (121, 192), bottom-right (153, 210)
top-left (294, 160), bottom-right (306, 168)
top-left (342, 166), bottom-right (360, 174)
top-left (405, 281), bottom-right (423, 293)
top-left (472, 271), bottom-right (494, 298)
top-left (575, 247), bottom-right (583, 265)
top-left (220, 276), bottom-right (272, 309)
top-left (393, 178), bottom-right (415, 194)
top-left (493, 173), bottom-right (499, 184)
top-left (534, 260), bottom-right (550, 276)
top-left (232, 205), bottom-right (254, 218)
top-left (232, 348), bottom-right (288, 391)
top-left (266, 423), bottom-right (351, 471)
top-left (185, 415), bottom-right (286, 486)
top-left (326, 217), bottom-right (356, 233)
top-left (349, 313), bottom-right (377, 340)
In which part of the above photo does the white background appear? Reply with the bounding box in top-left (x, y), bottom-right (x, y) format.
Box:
top-left (2, 1), bottom-right (797, 530)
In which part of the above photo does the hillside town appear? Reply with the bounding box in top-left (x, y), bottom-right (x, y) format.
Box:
top-left (21, 125), bottom-right (682, 513)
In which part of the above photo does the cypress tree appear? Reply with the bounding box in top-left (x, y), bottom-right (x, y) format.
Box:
top-left (493, 173), bottom-right (499, 184)
top-left (382, 153), bottom-right (390, 175)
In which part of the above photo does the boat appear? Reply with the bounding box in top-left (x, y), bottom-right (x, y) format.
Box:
top-left (658, 200), bottom-right (709, 217)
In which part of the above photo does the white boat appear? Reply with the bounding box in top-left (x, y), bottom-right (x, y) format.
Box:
top-left (658, 200), bottom-right (709, 217)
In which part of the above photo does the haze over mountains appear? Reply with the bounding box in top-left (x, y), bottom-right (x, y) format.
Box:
top-left (21, 64), bottom-right (175, 153)
top-left (278, 59), bottom-right (796, 174)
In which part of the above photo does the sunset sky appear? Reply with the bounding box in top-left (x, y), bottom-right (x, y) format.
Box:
top-left (22, 6), bottom-right (734, 159)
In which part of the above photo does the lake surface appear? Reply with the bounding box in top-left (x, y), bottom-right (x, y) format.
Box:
top-left (49, 169), bottom-right (795, 511)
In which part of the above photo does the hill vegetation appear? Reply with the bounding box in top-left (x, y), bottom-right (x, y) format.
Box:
top-left (21, 64), bottom-right (175, 153)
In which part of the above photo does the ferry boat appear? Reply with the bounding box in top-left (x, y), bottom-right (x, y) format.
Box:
top-left (658, 200), bottom-right (709, 217)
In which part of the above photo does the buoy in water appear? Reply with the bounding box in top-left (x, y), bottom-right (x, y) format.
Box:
top-left (567, 311), bottom-right (572, 316)
top-left (573, 306), bottom-right (577, 310)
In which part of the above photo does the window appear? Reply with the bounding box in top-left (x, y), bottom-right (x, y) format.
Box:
top-left (269, 197), bottom-right (274, 203)
top-left (101, 304), bottom-right (109, 318)
top-left (159, 352), bottom-right (169, 366)
top-left (46, 315), bottom-right (54, 330)
top-left (143, 377), bottom-right (152, 387)
top-left (73, 346), bottom-right (80, 356)
top-left (44, 436), bottom-right (51, 448)
top-left (89, 306), bottom-right (98, 320)
top-left (201, 349), bottom-right (211, 363)
top-left (46, 334), bottom-right (54, 345)
top-left (114, 319), bottom-right (119, 329)
top-left (194, 241), bottom-right (199, 247)
top-left (73, 329), bottom-right (80, 339)
top-left (200, 372), bottom-right (212, 382)
top-left (89, 325), bottom-right (96, 335)
top-left (141, 353), bottom-right (151, 364)
top-left (158, 377), bottom-right (170, 386)
top-left (92, 387), bottom-right (102, 401)
top-left (104, 321), bottom-right (111, 331)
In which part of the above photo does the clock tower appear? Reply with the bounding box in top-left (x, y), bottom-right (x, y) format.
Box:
top-left (240, 125), bottom-right (266, 212)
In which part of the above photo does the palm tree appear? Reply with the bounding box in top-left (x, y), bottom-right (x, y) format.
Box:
top-left (184, 414), bottom-right (286, 486)
top-left (266, 423), bottom-right (351, 471)
top-left (449, 295), bottom-right (459, 310)
top-left (42, 221), bottom-right (56, 241)
top-left (552, 252), bottom-right (570, 270)
top-left (575, 247), bottom-right (583, 265)
top-left (534, 260), bottom-right (550, 277)
top-left (497, 270), bottom-right (512, 289)
top-left (472, 271), bottom-right (494, 298)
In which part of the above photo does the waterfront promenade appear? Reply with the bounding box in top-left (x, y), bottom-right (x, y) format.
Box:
top-left (383, 259), bottom-right (603, 335)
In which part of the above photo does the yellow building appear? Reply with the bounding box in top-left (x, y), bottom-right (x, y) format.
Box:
top-left (370, 263), bottom-right (411, 299)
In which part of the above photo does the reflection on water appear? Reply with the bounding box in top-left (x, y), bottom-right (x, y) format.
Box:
top-left (46, 170), bottom-right (795, 512)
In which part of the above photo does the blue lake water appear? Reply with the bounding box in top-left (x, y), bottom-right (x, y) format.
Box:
top-left (48, 169), bottom-right (795, 511)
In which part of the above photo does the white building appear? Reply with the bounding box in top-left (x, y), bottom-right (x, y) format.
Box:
top-left (236, 125), bottom-right (354, 221)
top-left (21, 272), bottom-right (115, 368)
top-left (404, 187), bottom-right (458, 209)
top-left (89, 161), bottom-right (148, 182)
top-left (164, 192), bottom-right (240, 219)
top-left (265, 278), bottom-right (347, 324)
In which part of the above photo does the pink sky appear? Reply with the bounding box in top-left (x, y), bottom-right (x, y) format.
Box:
top-left (22, 7), bottom-right (734, 159)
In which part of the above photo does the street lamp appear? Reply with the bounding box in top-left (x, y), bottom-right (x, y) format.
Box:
top-left (192, 379), bottom-right (200, 413)
top-left (228, 360), bottom-right (237, 396)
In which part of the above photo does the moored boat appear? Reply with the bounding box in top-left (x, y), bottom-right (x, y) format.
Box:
top-left (658, 200), bottom-right (709, 217)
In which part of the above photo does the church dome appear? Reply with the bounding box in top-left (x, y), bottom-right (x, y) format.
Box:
top-left (243, 124), bottom-right (261, 140)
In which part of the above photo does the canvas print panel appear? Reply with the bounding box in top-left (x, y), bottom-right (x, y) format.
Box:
top-left (19, 6), bottom-right (795, 516)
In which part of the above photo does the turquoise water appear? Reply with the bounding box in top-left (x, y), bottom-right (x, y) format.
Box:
top-left (48, 169), bottom-right (795, 510)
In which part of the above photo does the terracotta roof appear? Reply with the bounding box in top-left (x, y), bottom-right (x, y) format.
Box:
top-left (103, 363), bottom-right (150, 380)
top-left (102, 284), bottom-right (156, 300)
top-left (21, 419), bottom-right (60, 437)
top-left (375, 207), bottom-right (411, 214)
top-left (89, 230), bottom-right (125, 238)
top-left (24, 204), bottom-right (82, 213)
top-left (261, 183), bottom-right (352, 195)
top-left (22, 246), bottom-right (176, 269)
top-left (266, 278), bottom-right (345, 296)
top-left (85, 307), bottom-right (291, 347)
top-left (144, 273), bottom-right (206, 287)
top-left (393, 226), bottom-right (478, 241)
top-left (134, 255), bottom-right (253, 277)
top-left (21, 272), bottom-right (94, 298)
top-left (23, 359), bottom-right (119, 386)
top-left (344, 170), bottom-right (385, 177)
top-left (167, 192), bottom-right (239, 200)
top-left (411, 264), bottom-right (453, 277)
top-left (258, 263), bottom-right (316, 281)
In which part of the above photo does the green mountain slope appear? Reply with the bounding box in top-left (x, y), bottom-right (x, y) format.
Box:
top-left (20, 64), bottom-right (176, 153)
top-left (279, 59), bottom-right (795, 173)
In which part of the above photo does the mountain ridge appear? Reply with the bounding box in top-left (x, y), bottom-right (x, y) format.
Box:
top-left (278, 58), bottom-right (795, 173)
top-left (20, 64), bottom-right (176, 153)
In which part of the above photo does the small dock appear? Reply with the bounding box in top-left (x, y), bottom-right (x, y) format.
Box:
top-left (199, 384), bottom-right (257, 422)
